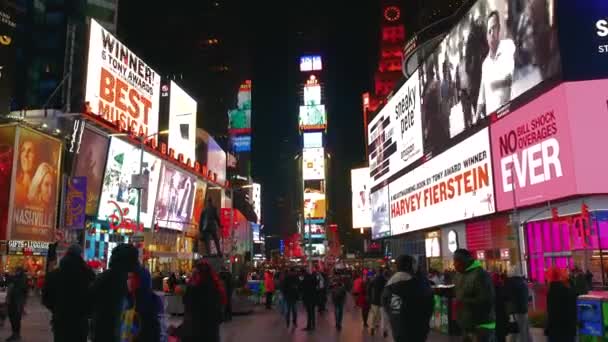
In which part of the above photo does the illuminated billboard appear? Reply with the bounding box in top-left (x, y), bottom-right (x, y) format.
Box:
top-left (97, 138), bottom-right (161, 229)
top-left (303, 132), bottom-right (323, 148)
top-left (299, 105), bottom-right (326, 131)
top-left (302, 147), bottom-right (325, 180)
top-left (72, 127), bottom-right (110, 216)
top-left (232, 135), bottom-right (251, 153)
top-left (168, 81), bottom-right (197, 162)
top-left (207, 136), bottom-right (226, 185)
top-left (228, 80), bottom-right (252, 134)
top-left (300, 55), bottom-right (322, 72)
top-left (304, 84), bottom-right (321, 105)
top-left (85, 19), bottom-right (160, 139)
top-left (304, 189), bottom-right (326, 219)
top-left (252, 183), bottom-right (261, 224)
top-left (154, 164), bottom-right (196, 230)
top-left (351, 167), bottom-right (372, 229)
top-left (370, 185), bottom-right (390, 239)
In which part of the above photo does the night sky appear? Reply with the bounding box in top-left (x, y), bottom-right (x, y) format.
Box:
top-left (119, 1), bottom-right (380, 250)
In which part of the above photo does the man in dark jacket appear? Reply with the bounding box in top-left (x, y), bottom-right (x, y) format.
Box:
top-left (91, 243), bottom-right (140, 342)
top-left (454, 249), bottom-right (496, 342)
top-left (42, 244), bottom-right (96, 342)
top-left (199, 198), bottom-right (222, 256)
top-left (505, 267), bottom-right (531, 342)
top-left (300, 270), bottom-right (318, 331)
top-left (367, 269), bottom-right (387, 336)
top-left (281, 268), bottom-right (300, 328)
top-left (6, 268), bottom-right (28, 341)
top-left (382, 255), bottom-right (433, 342)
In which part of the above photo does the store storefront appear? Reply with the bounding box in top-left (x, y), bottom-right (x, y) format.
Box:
top-left (3, 240), bottom-right (50, 274)
top-left (144, 229), bottom-right (194, 274)
top-left (84, 221), bottom-right (131, 270)
top-left (466, 215), bottom-right (519, 275)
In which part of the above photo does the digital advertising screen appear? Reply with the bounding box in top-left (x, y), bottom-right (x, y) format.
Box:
top-left (0, 125), bottom-right (15, 240)
top-left (304, 182), bottom-right (326, 219)
top-left (189, 179), bottom-right (208, 236)
top-left (389, 128), bottom-right (494, 236)
top-left (72, 127), bottom-right (110, 216)
top-left (168, 81), bottom-right (197, 162)
top-left (97, 138), bottom-right (161, 228)
top-left (302, 147), bottom-right (325, 180)
top-left (85, 19), bottom-right (160, 139)
top-left (303, 132), bottom-right (323, 148)
top-left (299, 105), bottom-right (327, 131)
top-left (252, 223), bottom-right (261, 242)
top-left (370, 185), bottom-right (391, 240)
top-left (351, 167), bottom-right (372, 229)
top-left (252, 183), bottom-right (261, 224)
top-left (155, 164), bottom-right (196, 230)
top-left (10, 126), bottom-right (62, 242)
top-left (228, 80), bottom-right (252, 134)
top-left (232, 135), bottom-right (251, 153)
top-left (304, 84), bottom-right (321, 105)
top-left (300, 55), bottom-right (322, 72)
top-left (309, 243), bottom-right (326, 256)
top-left (368, 70), bottom-right (424, 189)
top-left (416, 0), bottom-right (560, 154)
top-left (207, 136), bottom-right (226, 185)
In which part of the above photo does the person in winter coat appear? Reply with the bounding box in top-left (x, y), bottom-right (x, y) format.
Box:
top-left (545, 267), bottom-right (577, 342)
top-left (367, 269), bottom-right (388, 336)
top-left (352, 272), bottom-right (370, 328)
top-left (382, 255), bottom-right (434, 342)
top-left (42, 244), bottom-right (95, 342)
top-left (492, 273), bottom-right (509, 342)
top-left (330, 278), bottom-right (347, 330)
top-left (316, 271), bottom-right (328, 313)
top-left (453, 249), bottom-right (496, 342)
top-left (504, 267), bottom-right (531, 342)
top-left (122, 266), bottom-right (163, 342)
top-left (264, 270), bottom-right (275, 309)
top-left (181, 260), bottom-right (226, 342)
top-left (5, 267), bottom-right (28, 341)
top-left (281, 268), bottom-right (300, 328)
top-left (300, 270), bottom-right (319, 331)
top-left (91, 243), bottom-right (140, 342)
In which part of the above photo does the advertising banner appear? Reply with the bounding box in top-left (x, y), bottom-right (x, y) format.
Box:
top-left (188, 179), bottom-right (208, 237)
top-left (304, 180), bottom-right (326, 219)
top-left (303, 132), bottom-right (323, 148)
top-left (304, 84), bottom-right (321, 105)
top-left (228, 80), bottom-right (252, 135)
top-left (98, 138), bottom-right (161, 228)
top-left (72, 127), bottom-right (109, 216)
top-left (389, 128), bottom-right (494, 236)
top-left (299, 105), bottom-right (327, 131)
top-left (252, 183), bottom-right (261, 224)
top-left (232, 135), bottom-right (251, 153)
top-left (0, 4), bottom-right (16, 114)
top-left (300, 55), bottom-right (322, 72)
top-left (168, 81), bottom-right (197, 162)
top-left (351, 167), bottom-right (372, 229)
top-left (491, 84), bottom-right (574, 211)
top-left (303, 147), bottom-right (325, 180)
top-left (207, 136), bottom-right (226, 185)
top-left (368, 70), bottom-right (424, 189)
top-left (154, 164), bottom-right (196, 230)
top-left (85, 19), bottom-right (160, 140)
top-left (64, 176), bottom-right (87, 230)
top-left (371, 185), bottom-right (390, 239)
top-left (10, 127), bottom-right (62, 242)
top-left (0, 125), bottom-right (15, 240)
top-left (557, 0), bottom-right (608, 81)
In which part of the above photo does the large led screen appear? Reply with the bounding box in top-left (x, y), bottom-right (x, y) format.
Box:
top-left (389, 128), bottom-right (494, 236)
top-left (10, 127), bottom-right (62, 242)
top-left (302, 147), bottom-right (325, 180)
top-left (207, 136), bottom-right (226, 185)
top-left (189, 179), bottom-right (208, 236)
top-left (303, 132), bottom-right (323, 148)
top-left (98, 138), bottom-right (161, 228)
top-left (304, 180), bottom-right (326, 219)
top-left (370, 185), bottom-right (390, 239)
top-left (252, 183), bottom-right (261, 224)
top-left (154, 164), bottom-right (196, 230)
top-left (300, 55), bottom-right (322, 72)
top-left (72, 127), bottom-right (110, 216)
top-left (417, 0), bottom-right (560, 154)
top-left (228, 80), bottom-right (252, 134)
top-left (168, 81), bottom-right (197, 162)
top-left (368, 70), bottom-right (424, 189)
top-left (351, 167), bottom-right (372, 229)
top-left (85, 19), bottom-right (160, 139)
top-left (299, 105), bottom-right (327, 131)
top-left (304, 84), bottom-right (321, 105)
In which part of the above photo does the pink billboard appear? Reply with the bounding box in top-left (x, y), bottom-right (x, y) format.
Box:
top-left (491, 79), bottom-right (608, 211)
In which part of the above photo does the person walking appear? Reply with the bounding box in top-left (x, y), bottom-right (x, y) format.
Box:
top-left (5, 268), bottom-right (28, 341)
top-left (300, 269), bottom-right (318, 331)
top-left (367, 268), bottom-right (388, 336)
top-left (504, 267), bottom-right (531, 342)
top-left (90, 243), bottom-right (140, 342)
top-left (316, 271), bottom-right (328, 313)
top-left (181, 260), bottom-right (226, 342)
top-left (545, 267), bottom-right (577, 342)
top-left (281, 268), bottom-right (300, 328)
top-left (264, 270), bottom-right (275, 310)
top-left (382, 255), bottom-right (434, 342)
top-left (121, 266), bottom-right (163, 342)
top-left (330, 278), bottom-right (347, 331)
top-left (353, 271), bottom-right (370, 328)
top-left (42, 245), bottom-right (95, 342)
top-left (199, 198), bottom-right (223, 257)
top-left (453, 249), bottom-right (496, 342)
top-left (219, 267), bottom-right (233, 321)
top-left (493, 273), bottom-right (509, 342)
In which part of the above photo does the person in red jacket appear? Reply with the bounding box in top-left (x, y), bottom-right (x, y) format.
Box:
top-left (353, 271), bottom-right (370, 328)
top-left (264, 271), bottom-right (275, 310)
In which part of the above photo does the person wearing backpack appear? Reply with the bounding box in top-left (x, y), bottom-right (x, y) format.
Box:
top-left (382, 255), bottom-right (434, 342)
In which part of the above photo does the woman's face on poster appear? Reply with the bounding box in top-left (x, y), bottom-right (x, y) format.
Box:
top-left (20, 141), bottom-right (35, 173)
top-left (40, 172), bottom-right (54, 204)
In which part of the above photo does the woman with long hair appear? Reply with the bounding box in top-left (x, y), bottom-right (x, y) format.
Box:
top-left (27, 162), bottom-right (55, 207)
top-left (181, 261), bottom-right (226, 342)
